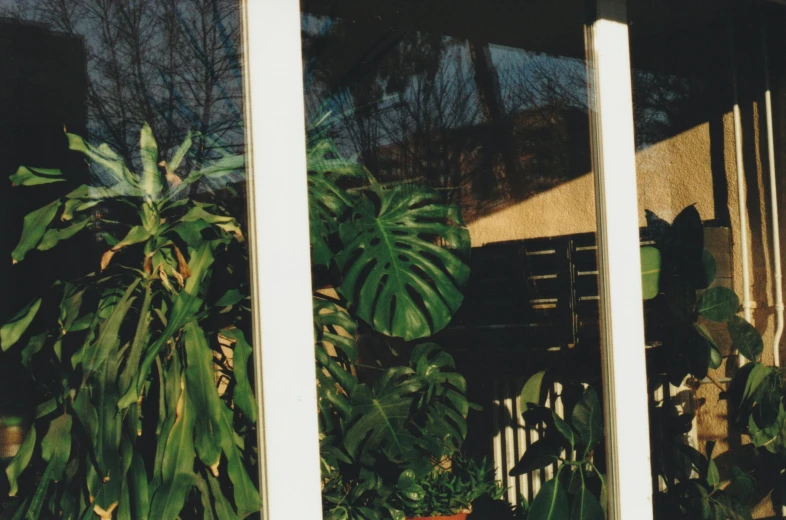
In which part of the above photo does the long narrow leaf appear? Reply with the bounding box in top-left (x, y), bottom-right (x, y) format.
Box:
top-left (5, 428), bottom-right (35, 496)
top-left (218, 328), bottom-right (257, 423)
top-left (12, 199), bottom-right (61, 263)
top-left (1, 297), bottom-right (42, 351)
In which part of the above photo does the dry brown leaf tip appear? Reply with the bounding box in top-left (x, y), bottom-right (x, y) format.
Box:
top-left (93, 502), bottom-right (118, 520)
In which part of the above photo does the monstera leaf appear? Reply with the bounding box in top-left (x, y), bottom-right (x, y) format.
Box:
top-left (342, 345), bottom-right (468, 473)
top-left (336, 186), bottom-right (470, 341)
top-left (306, 135), bottom-right (365, 266)
top-left (308, 172), bottom-right (354, 266)
top-left (314, 296), bottom-right (359, 426)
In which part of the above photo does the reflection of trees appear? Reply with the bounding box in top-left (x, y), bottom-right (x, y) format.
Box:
top-left (632, 71), bottom-right (710, 149)
top-left (1, 0), bottom-right (243, 167)
top-left (303, 15), bottom-right (594, 220)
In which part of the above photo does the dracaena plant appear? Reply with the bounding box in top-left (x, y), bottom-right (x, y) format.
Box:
top-left (306, 115), bottom-right (482, 519)
top-left (0, 125), bottom-right (261, 519)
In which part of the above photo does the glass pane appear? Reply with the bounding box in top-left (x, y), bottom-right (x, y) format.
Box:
top-left (301, 1), bottom-right (612, 517)
top-left (629, 1), bottom-right (786, 518)
top-left (0, 2), bottom-right (262, 518)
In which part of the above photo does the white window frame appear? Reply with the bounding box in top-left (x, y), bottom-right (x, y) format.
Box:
top-left (242, 2), bottom-right (324, 519)
top-left (587, 0), bottom-right (654, 518)
top-left (241, 0), bottom-right (654, 519)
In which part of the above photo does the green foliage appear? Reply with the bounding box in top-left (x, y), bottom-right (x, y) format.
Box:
top-left (642, 206), bottom-right (753, 385)
top-left (645, 205), bottom-right (781, 519)
top-left (1, 126), bottom-right (260, 518)
top-left (390, 457), bottom-right (504, 517)
top-left (512, 371), bottom-right (607, 520)
top-left (640, 246), bottom-right (662, 300)
top-left (652, 443), bottom-right (754, 520)
top-left (308, 129), bottom-right (491, 519)
top-left (336, 186), bottom-right (470, 341)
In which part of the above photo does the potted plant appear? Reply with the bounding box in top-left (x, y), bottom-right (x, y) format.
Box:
top-left (0, 125), bottom-right (261, 518)
top-left (305, 115), bottom-right (482, 519)
top-left (391, 456), bottom-right (504, 520)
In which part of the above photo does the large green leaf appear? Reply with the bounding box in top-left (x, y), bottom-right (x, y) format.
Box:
top-left (79, 279), bottom-right (139, 381)
top-left (217, 406), bottom-right (263, 517)
top-left (571, 388), bottom-right (603, 454)
top-left (169, 154), bottom-right (245, 198)
top-left (11, 199), bottom-right (61, 262)
top-left (571, 482), bottom-right (604, 520)
top-left (139, 123), bottom-right (162, 200)
top-left (313, 297), bottom-right (358, 362)
top-left (184, 321), bottom-right (224, 471)
top-left (41, 414), bottom-right (72, 480)
top-left (700, 249), bottom-right (717, 289)
top-left (670, 205), bottom-right (705, 286)
top-left (67, 132), bottom-right (137, 188)
top-left (695, 324), bottom-right (722, 370)
top-left (219, 328), bottom-right (258, 423)
top-left (0, 297), bottom-right (41, 351)
top-left (167, 132), bottom-right (193, 174)
top-left (728, 316), bottom-right (763, 362)
top-left (342, 373), bottom-right (420, 462)
top-left (38, 217), bottom-right (91, 251)
top-left (10, 166), bottom-right (65, 186)
top-left (342, 346), bottom-right (468, 469)
top-left (520, 371), bottom-right (548, 411)
top-left (148, 374), bottom-right (197, 519)
top-left (640, 246), bottom-right (661, 300)
top-left (128, 451), bottom-right (150, 520)
top-left (308, 172), bottom-right (353, 266)
top-left (336, 186), bottom-right (470, 341)
top-left (307, 137), bottom-right (366, 178)
top-left (5, 427), bottom-right (35, 496)
top-left (528, 478), bottom-right (569, 520)
top-left (119, 244), bottom-right (214, 409)
top-left (509, 437), bottom-right (562, 476)
top-left (697, 287), bottom-right (739, 322)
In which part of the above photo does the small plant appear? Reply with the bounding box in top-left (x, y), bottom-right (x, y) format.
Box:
top-left (391, 456), bottom-right (504, 518)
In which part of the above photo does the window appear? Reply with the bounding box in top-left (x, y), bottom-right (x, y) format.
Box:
top-left (5, 0), bottom-right (784, 519)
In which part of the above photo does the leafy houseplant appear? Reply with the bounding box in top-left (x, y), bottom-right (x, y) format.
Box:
top-left (390, 456), bottom-right (503, 520)
top-left (511, 373), bottom-right (607, 520)
top-left (508, 205), bottom-right (767, 520)
top-left (305, 117), bottom-right (498, 519)
top-left (0, 125), bottom-right (261, 518)
top-left (642, 206), bottom-right (765, 519)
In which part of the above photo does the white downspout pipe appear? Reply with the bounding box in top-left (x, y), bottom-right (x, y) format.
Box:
top-left (730, 16), bottom-right (754, 369)
top-left (758, 11), bottom-right (786, 518)
top-left (761, 17), bottom-right (784, 368)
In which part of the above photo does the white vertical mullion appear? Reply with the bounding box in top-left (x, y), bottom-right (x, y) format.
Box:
top-left (587, 1), bottom-right (653, 519)
top-left (242, 2), bottom-right (323, 520)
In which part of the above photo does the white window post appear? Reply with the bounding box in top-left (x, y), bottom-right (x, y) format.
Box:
top-left (587, 0), bottom-right (654, 518)
top-left (242, 2), bottom-right (324, 519)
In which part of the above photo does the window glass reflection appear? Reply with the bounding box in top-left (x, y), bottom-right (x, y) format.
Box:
top-left (0, 2), bottom-right (261, 518)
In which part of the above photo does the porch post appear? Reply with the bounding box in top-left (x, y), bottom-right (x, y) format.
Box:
top-left (242, 1), bottom-right (323, 519)
top-left (586, 0), bottom-right (654, 518)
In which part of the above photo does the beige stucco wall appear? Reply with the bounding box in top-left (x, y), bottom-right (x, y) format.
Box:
top-left (468, 120), bottom-right (724, 244)
top-left (467, 103), bottom-right (783, 516)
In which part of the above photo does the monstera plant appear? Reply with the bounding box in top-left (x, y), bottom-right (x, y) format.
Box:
top-left (306, 117), bottom-right (481, 519)
top-left (0, 125), bottom-right (261, 518)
